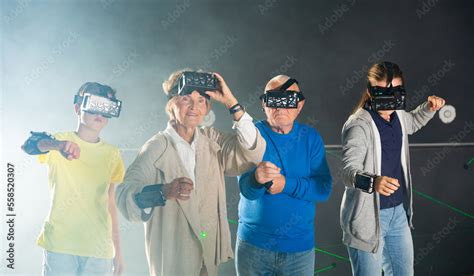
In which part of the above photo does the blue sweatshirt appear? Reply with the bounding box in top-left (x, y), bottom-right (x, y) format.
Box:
top-left (237, 120), bottom-right (332, 252)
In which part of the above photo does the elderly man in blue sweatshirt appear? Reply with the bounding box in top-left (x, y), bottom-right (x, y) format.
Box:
top-left (235, 75), bottom-right (332, 275)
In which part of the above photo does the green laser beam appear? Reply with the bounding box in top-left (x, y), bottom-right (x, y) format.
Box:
top-left (325, 150), bottom-right (342, 159)
top-left (226, 219), bottom-right (350, 262)
top-left (467, 157), bottom-right (474, 166)
top-left (314, 263), bottom-right (337, 274)
top-left (225, 221), bottom-right (350, 263)
top-left (227, 220), bottom-right (350, 263)
top-left (324, 148), bottom-right (473, 220)
top-left (314, 247), bottom-right (350, 262)
top-left (227, 218), bottom-right (238, 225)
top-left (317, 243), bottom-right (346, 249)
top-left (413, 189), bottom-right (474, 219)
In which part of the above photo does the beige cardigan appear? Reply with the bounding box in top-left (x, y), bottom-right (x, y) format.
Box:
top-left (116, 126), bottom-right (265, 276)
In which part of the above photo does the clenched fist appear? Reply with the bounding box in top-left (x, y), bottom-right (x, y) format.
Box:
top-left (374, 176), bottom-right (400, 196)
top-left (163, 177), bottom-right (194, 200)
top-left (58, 140), bottom-right (81, 160)
top-left (255, 161), bottom-right (281, 184)
top-left (255, 161), bottom-right (286, 194)
top-left (427, 95), bottom-right (446, 111)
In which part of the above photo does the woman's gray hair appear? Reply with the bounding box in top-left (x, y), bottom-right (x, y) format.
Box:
top-left (162, 68), bottom-right (211, 120)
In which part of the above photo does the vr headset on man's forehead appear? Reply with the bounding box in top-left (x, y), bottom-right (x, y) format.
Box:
top-left (74, 93), bottom-right (122, 118)
top-left (260, 78), bottom-right (305, 108)
top-left (367, 61), bottom-right (406, 111)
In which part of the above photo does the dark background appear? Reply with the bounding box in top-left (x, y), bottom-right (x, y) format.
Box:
top-left (1, 0), bottom-right (473, 275)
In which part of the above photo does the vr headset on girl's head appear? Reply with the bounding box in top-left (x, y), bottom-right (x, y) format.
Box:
top-left (367, 61), bottom-right (406, 111)
top-left (260, 78), bottom-right (305, 109)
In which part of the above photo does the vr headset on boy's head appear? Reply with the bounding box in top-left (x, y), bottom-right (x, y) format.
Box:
top-left (168, 71), bottom-right (219, 99)
top-left (74, 93), bottom-right (122, 118)
top-left (260, 78), bottom-right (305, 108)
top-left (367, 61), bottom-right (406, 111)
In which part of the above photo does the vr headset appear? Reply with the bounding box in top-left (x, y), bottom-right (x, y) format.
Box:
top-left (169, 71), bottom-right (219, 99)
top-left (74, 93), bottom-right (122, 118)
top-left (367, 61), bottom-right (406, 111)
top-left (260, 78), bottom-right (305, 108)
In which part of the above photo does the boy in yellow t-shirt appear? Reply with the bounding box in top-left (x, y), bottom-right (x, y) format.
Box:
top-left (21, 82), bottom-right (125, 276)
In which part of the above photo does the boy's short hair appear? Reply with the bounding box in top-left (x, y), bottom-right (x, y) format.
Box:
top-left (76, 82), bottom-right (117, 100)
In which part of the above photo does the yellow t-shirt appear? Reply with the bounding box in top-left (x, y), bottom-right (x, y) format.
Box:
top-left (37, 132), bottom-right (125, 259)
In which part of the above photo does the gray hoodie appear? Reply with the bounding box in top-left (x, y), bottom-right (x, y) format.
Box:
top-left (340, 102), bottom-right (436, 253)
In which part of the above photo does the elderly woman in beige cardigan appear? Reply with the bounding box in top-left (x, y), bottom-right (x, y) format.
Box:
top-left (116, 70), bottom-right (265, 276)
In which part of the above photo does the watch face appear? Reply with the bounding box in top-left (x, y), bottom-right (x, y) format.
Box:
top-left (230, 104), bottom-right (244, 114)
top-left (135, 185), bottom-right (166, 208)
top-left (355, 173), bottom-right (374, 192)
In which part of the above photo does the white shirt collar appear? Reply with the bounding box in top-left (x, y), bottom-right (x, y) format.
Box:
top-left (164, 121), bottom-right (198, 148)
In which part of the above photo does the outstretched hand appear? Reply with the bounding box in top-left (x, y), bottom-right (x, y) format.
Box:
top-left (427, 95), bottom-right (446, 111)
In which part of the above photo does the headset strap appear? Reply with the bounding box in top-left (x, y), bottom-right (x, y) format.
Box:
top-left (279, 78), bottom-right (298, 92)
top-left (383, 61), bottom-right (394, 88)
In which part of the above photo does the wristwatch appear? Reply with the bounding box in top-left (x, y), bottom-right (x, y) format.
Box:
top-left (229, 103), bottom-right (245, 114)
top-left (134, 184), bottom-right (167, 209)
top-left (354, 172), bottom-right (378, 194)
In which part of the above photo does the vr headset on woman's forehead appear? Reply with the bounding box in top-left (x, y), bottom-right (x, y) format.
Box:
top-left (260, 78), bottom-right (305, 108)
top-left (74, 93), bottom-right (122, 118)
top-left (168, 71), bottom-right (219, 99)
top-left (367, 61), bottom-right (406, 111)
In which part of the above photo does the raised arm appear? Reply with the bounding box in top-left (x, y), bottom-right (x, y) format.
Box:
top-left (202, 73), bottom-right (265, 176)
top-left (401, 96), bottom-right (444, 135)
top-left (21, 131), bottom-right (80, 160)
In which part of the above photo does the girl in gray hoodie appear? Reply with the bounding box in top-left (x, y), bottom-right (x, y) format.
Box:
top-left (340, 61), bottom-right (445, 276)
